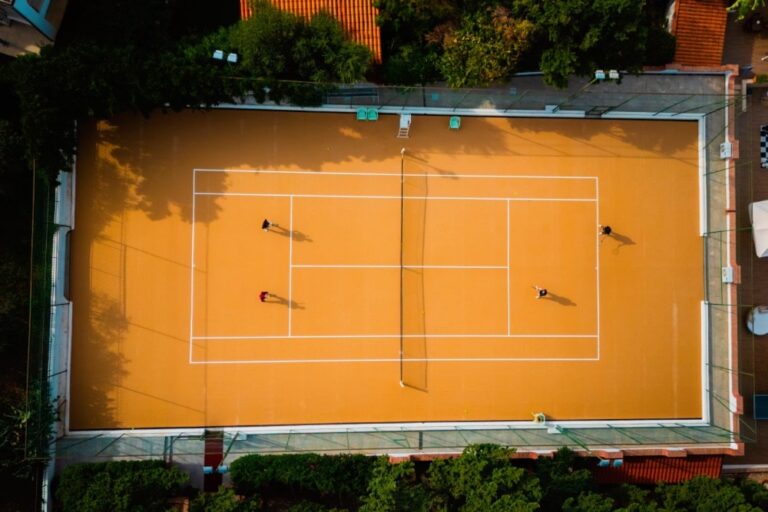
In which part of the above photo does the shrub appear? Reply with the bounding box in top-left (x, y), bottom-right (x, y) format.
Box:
top-left (231, 453), bottom-right (375, 507)
top-left (56, 460), bottom-right (189, 512)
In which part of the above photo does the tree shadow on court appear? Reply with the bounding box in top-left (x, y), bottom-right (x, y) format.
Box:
top-left (71, 291), bottom-right (129, 429)
top-left (543, 292), bottom-right (576, 307)
top-left (83, 110), bottom-right (522, 232)
top-left (75, 120), bottom-right (142, 238)
top-left (267, 225), bottom-right (314, 243)
top-left (403, 150), bottom-right (458, 179)
top-left (264, 293), bottom-right (305, 310)
top-left (500, 117), bottom-right (697, 165)
top-left (602, 230), bottom-right (636, 252)
top-left (90, 112), bottom-right (227, 225)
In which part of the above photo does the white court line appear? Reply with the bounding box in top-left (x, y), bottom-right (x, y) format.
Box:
top-left (506, 199), bottom-right (510, 336)
top-left (188, 169), bottom-right (197, 364)
top-left (292, 264), bottom-right (507, 269)
top-left (195, 192), bottom-right (597, 203)
top-left (192, 334), bottom-right (597, 340)
top-left (190, 172), bottom-right (601, 363)
top-left (190, 357), bottom-right (600, 364)
top-left (595, 178), bottom-right (600, 360)
top-left (195, 168), bottom-right (599, 181)
top-left (288, 195), bottom-right (294, 336)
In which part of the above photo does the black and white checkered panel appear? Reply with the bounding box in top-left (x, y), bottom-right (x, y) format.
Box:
top-left (761, 126), bottom-right (768, 169)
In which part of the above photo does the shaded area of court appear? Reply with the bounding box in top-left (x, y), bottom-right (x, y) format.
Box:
top-left (69, 111), bottom-right (703, 429)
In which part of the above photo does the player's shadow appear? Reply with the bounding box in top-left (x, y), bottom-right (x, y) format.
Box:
top-left (265, 293), bottom-right (305, 310)
top-left (602, 230), bottom-right (636, 251)
top-left (268, 225), bottom-right (314, 243)
top-left (544, 293), bottom-right (576, 307)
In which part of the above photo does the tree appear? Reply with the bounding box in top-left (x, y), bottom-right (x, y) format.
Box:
top-left (729, 0), bottom-right (767, 20)
top-left (437, 6), bottom-right (534, 87)
top-left (563, 491), bottom-right (614, 512)
top-left (373, 0), bottom-right (457, 84)
top-left (230, 453), bottom-right (375, 510)
top-left (655, 476), bottom-right (763, 512)
top-left (56, 460), bottom-right (190, 512)
top-left (513, 0), bottom-right (648, 88)
top-left (360, 457), bottom-right (429, 512)
top-left (227, 1), bottom-right (370, 104)
top-left (427, 444), bottom-right (541, 511)
top-left (738, 478), bottom-right (768, 510)
top-left (190, 487), bottom-right (257, 512)
top-left (536, 447), bottom-right (593, 511)
top-left (616, 484), bottom-right (660, 511)
top-left (373, 0), bottom-right (457, 52)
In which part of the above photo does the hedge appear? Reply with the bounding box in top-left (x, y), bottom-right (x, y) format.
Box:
top-left (231, 453), bottom-right (375, 504)
top-left (56, 460), bottom-right (189, 512)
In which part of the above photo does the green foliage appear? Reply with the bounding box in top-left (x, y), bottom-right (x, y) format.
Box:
top-left (427, 444), bottom-right (541, 511)
top-left (655, 476), bottom-right (763, 512)
top-left (0, 118), bottom-right (30, 359)
top-left (373, 0), bottom-right (458, 52)
top-left (0, 385), bottom-right (55, 478)
top-left (287, 500), bottom-right (346, 511)
top-left (231, 453), bottom-right (375, 508)
top-left (513, 0), bottom-right (647, 88)
top-left (361, 457), bottom-right (428, 512)
top-left (57, 0), bottom-right (175, 51)
top-left (381, 44), bottom-right (441, 85)
top-left (738, 478), bottom-right (768, 509)
top-left (229, 1), bottom-right (370, 97)
top-left (4, 2), bottom-right (370, 179)
top-left (373, 0), bottom-right (455, 84)
top-left (616, 484), bottom-right (659, 511)
top-left (729, 0), bottom-right (767, 20)
top-left (536, 447), bottom-right (593, 510)
top-left (375, 0), bottom-right (659, 87)
top-left (46, 448), bottom-right (768, 511)
top-left (5, 36), bottom-right (240, 176)
top-left (563, 491), bottom-right (614, 511)
top-left (190, 487), bottom-right (258, 512)
top-left (643, 25), bottom-right (676, 67)
top-left (56, 460), bottom-right (190, 512)
top-left (438, 7), bottom-right (534, 87)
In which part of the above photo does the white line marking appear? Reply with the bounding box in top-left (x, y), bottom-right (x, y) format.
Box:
top-left (190, 357), bottom-right (600, 364)
top-left (292, 264), bottom-right (506, 269)
top-left (288, 195), bottom-right (294, 336)
top-left (195, 192), bottom-right (597, 202)
top-left (192, 334), bottom-right (598, 340)
top-left (188, 169), bottom-right (197, 364)
top-left (195, 168), bottom-right (599, 180)
top-left (595, 178), bottom-right (600, 360)
top-left (191, 172), bottom-right (602, 364)
top-left (506, 199), bottom-right (511, 336)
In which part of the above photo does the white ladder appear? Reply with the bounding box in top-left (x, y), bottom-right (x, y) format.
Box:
top-left (397, 113), bottom-right (411, 138)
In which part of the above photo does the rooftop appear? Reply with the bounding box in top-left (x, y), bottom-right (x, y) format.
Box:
top-left (670, 0), bottom-right (728, 67)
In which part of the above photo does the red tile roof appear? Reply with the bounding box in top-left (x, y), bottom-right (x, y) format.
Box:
top-left (594, 456), bottom-right (723, 485)
top-left (240, 0), bottom-right (382, 63)
top-left (670, 0), bottom-right (728, 67)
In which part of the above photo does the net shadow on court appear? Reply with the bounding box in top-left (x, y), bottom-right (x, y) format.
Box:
top-left (400, 156), bottom-right (429, 391)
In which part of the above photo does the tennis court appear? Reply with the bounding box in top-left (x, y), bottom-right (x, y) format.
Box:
top-left (69, 110), bottom-right (703, 430)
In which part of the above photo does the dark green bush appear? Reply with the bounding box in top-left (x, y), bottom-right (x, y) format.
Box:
top-left (231, 453), bottom-right (375, 504)
top-left (644, 25), bottom-right (676, 66)
top-left (56, 460), bottom-right (189, 512)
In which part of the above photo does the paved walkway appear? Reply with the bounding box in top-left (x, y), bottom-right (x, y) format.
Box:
top-left (724, 10), bottom-right (768, 464)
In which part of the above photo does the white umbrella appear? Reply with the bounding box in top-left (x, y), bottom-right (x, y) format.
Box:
top-left (749, 200), bottom-right (768, 257)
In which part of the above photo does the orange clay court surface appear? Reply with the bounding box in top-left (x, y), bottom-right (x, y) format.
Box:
top-left (70, 110), bottom-right (703, 430)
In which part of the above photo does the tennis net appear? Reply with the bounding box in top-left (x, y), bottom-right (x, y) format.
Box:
top-left (399, 153), bottom-right (428, 389)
